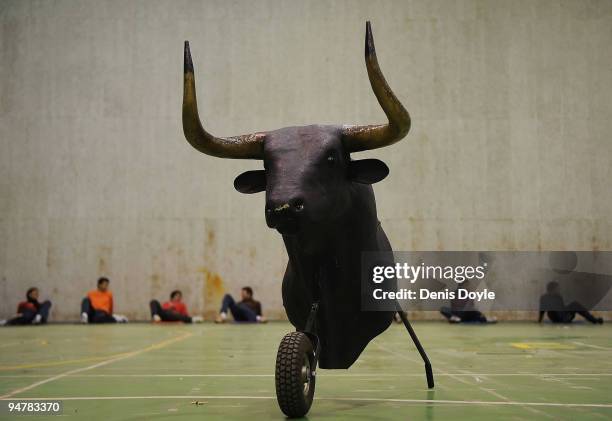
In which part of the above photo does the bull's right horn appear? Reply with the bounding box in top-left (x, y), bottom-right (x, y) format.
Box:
top-left (182, 41), bottom-right (265, 159)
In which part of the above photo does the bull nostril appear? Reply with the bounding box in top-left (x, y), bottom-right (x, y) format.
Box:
top-left (292, 199), bottom-right (304, 211)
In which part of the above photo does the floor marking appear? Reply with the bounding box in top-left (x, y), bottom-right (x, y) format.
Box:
top-left (1, 395), bottom-right (611, 408)
top-left (0, 354), bottom-right (134, 371)
top-left (572, 341), bottom-right (612, 351)
top-left (511, 342), bottom-right (576, 350)
top-left (1, 372), bottom-right (611, 378)
top-left (0, 331), bottom-right (193, 399)
top-left (0, 339), bottom-right (45, 349)
top-left (374, 342), bottom-right (555, 418)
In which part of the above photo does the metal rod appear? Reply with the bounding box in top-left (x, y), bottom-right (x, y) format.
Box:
top-left (398, 310), bottom-right (434, 389)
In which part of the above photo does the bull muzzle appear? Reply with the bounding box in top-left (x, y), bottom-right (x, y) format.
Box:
top-left (265, 198), bottom-right (305, 235)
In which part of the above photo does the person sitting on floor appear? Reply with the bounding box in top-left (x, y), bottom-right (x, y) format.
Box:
top-left (538, 281), bottom-right (603, 324)
top-left (150, 290), bottom-right (203, 323)
top-left (80, 277), bottom-right (128, 323)
top-left (0, 287), bottom-right (52, 326)
top-left (440, 285), bottom-right (496, 324)
top-left (215, 286), bottom-right (266, 323)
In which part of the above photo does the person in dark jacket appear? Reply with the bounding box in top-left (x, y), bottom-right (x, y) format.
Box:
top-left (538, 281), bottom-right (603, 324)
top-left (1, 287), bottom-right (52, 326)
top-left (215, 287), bottom-right (266, 323)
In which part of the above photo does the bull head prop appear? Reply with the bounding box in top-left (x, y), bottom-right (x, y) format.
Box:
top-left (181, 21), bottom-right (432, 418)
top-left (182, 22), bottom-right (410, 235)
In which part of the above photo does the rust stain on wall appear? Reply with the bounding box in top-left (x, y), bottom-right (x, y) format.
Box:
top-left (150, 273), bottom-right (162, 297)
top-left (98, 246), bottom-right (112, 274)
top-left (206, 227), bottom-right (216, 247)
top-left (197, 267), bottom-right (225, 318)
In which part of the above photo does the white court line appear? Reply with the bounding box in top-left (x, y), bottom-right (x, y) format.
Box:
top-left (2, 373), bottom-right (612, 378)
top-left (572, 341), bottom-right (612, 351)
top-left (374, 342), bottom-right (556, 419)
top-left (1, 395), bottom-right (611, 408)
top-left (0, 331), bottom-right (193, 400)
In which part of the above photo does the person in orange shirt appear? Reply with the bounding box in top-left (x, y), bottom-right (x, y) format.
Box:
top-left (149, 290), bottom-right (203, 323)
top-left (80, 278), bottom-right (127, 323)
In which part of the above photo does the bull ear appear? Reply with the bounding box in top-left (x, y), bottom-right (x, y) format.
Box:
top-left (234, 170), bottom-right (266, 194)
top-left (348, 159), bottom-right (389, 184)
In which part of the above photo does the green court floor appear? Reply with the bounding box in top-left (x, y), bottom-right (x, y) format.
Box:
top-left (1, 322), bottom-right (611, 420)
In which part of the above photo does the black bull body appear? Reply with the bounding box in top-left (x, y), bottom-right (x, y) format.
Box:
top-left (182, 22), bottom-right (414, 369)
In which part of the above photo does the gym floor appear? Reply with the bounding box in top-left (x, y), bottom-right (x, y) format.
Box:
top-left (1, 322), bottom-right (611, 420)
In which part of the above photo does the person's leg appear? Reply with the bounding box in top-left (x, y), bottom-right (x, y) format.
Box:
top-left (547, 311), bottom-right (563, 323)
top-left (91, 310), bottom-right (117, 323)
top-left (81, 298), bottom-right (93, 323)
top-left (232, 303), bottom-right (257, 322)
top-left (461, 311), bottom-right (487, 323)
top-left (220, 294), bottom-right (235, 314)
top-left (150, 300), bottom-right (162, 318)
top-left (37, 301), bottom-right (52, 323)
top-left (6, 310), bottom-right (36, 325)
top-left (440, 307), bottom-right (452, 321)
top-left (160, 311), bottom-right (192, 323)
top-left (567, 301), bottom-right (602, 324)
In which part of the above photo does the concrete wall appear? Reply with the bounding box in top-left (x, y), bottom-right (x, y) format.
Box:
top-left (1, 0), bottom-right (611, 320)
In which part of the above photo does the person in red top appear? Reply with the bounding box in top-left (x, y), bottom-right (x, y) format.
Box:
top-left (0, 287), bottom-right (52, 326)
top-left (80, 278), bottom-right (127, 323)
top-left (150, 290), bottom-right (202, 323)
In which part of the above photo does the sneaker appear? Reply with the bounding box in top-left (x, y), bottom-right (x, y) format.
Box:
top-left (0, 319), bottom-right (7, 326)
top-left (113, 314), bottom-right (128, 323)
top-left (486, 317), bottom-right (498, 324)
top-left (81, 312), bottom-right (89, 324)
top-left (33, 314), bottom-right (42, 324)
top-left (152, 314), bottom-right (162, 323)
top-left (214, 312), bottom-right (227, 324)
top-left (595, 317), bottom-right (604, 324)
top-left (191, 316), bottom-right (203, 323)
top-left (449, 315), bottom-right (461, 323)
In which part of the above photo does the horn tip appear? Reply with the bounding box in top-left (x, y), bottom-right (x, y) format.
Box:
top-left (365, 21), bottom-right (375, 57)
top-left (184, 41), bottom-right (193, 73)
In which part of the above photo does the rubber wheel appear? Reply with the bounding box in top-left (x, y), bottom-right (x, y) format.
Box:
top-left (275, 331), bottom-right (316, 418)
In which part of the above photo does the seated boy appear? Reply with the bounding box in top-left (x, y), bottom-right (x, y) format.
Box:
top-left (150, 290), bottom-right (202, 323)
top-left (1, 287), bottom-right (52, 326)
top-left (215, 286), bottom-right (266, 323)
top-left (81, 277), bottom-right (128, 323)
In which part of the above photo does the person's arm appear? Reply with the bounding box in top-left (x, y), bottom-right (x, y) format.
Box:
top-left (538, 311), bottom-right (544, 323)
top-left (179, 303), bottom-right (189, 317)
top-left (256, 302), bottom-right (262, 316)
top-left (109, 293), bottom-right (114, 315)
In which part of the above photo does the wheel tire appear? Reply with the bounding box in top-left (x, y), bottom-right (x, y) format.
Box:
top-left (275, 331), bottom-right (316, 418)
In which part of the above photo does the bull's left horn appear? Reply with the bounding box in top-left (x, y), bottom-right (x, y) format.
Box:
top-left (341, 22), bottom-right (411, 153)
top-left (182, 41), bottom-right (265, 159)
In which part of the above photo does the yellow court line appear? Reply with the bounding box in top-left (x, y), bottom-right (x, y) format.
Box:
top-left (0, 354), bottom-right (133, 371)
top-left (511, 342), bottom-right (576, 350)
top-left (0, 331), bottom-right (193, 399)
top-left (0, 331), bottom-right (192, 371)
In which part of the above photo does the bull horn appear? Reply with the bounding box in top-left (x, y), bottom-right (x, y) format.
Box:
top-left (342, 21), bottom-right (411, 152)
top-left (182, 41), bottom-right (265, 159)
